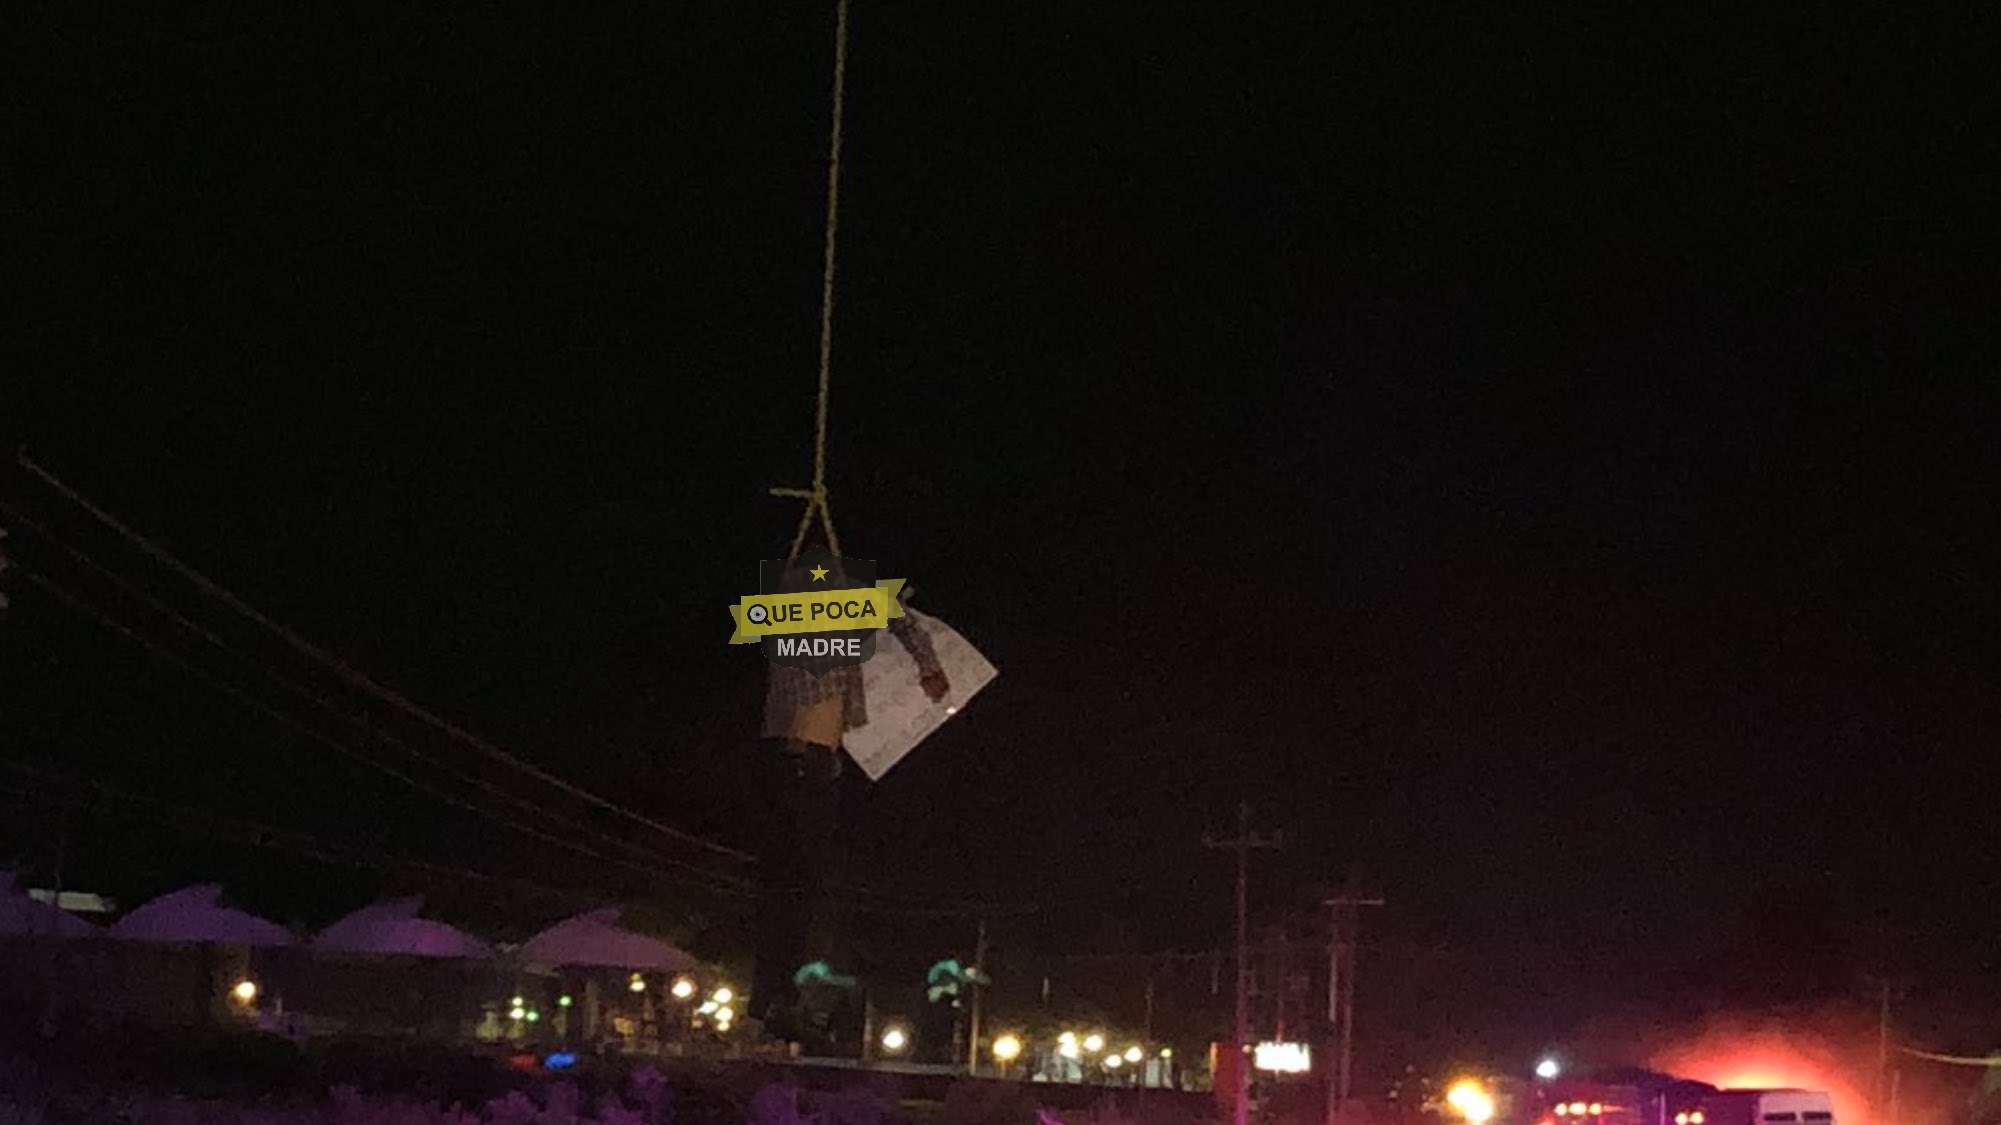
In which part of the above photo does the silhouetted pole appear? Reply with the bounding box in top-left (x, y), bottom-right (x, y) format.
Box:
top-left (967, 917), bottom-right (989, 1074)
top-left (1323, 895), bottom-right (1383, 1125)
top-left (1206, 803), bottom-right (1281, 1125)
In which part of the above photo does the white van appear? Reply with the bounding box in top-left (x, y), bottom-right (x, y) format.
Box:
top-left (1697, 1089), bottom-right (1836, 1125)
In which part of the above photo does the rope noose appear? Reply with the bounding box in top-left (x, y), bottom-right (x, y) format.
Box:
top-left (775, 0), bottom-right (852, 561)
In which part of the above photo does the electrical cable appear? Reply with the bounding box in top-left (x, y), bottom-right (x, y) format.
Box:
top-left (0, 501), bottom-right (753, 889)
top-left (17, 450), bottom-right (753, 863)
top-left (8, 562), bottom-right (753, 898)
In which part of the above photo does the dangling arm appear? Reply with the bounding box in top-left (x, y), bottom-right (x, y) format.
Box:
top-left (886, 612), bottom-right (950, 702)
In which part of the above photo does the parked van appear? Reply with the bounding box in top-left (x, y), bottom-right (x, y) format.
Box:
top-left (1697, 1089), bottom-right (1836, 1125)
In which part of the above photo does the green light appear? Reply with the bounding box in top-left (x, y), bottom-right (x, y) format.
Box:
top-left (559, 995), bottom-right (573, 1008)
top-left (527, 1010), bottom-right (541, 1023)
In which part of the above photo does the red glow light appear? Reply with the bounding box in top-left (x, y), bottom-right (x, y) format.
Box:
top-left (1651, 1032), bottom-right (1870, 1125)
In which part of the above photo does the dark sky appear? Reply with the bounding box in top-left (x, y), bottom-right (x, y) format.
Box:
top-left (5, 0), bottom-right (1998, 1067)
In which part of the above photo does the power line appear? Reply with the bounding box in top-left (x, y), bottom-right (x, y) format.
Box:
top-left (842, 896), bottom-right (1043, 920)
top-left (17, 451), bottom-right (752, 862)
top-left (1900, 1046), bottom-right (2001, 1067)
top-left (0, 501), bottom-right (753, 889)
top-left (8, 562), bottom-right (753, 899)
top-left (0, 758), bottom-right (619, 911)
top-left (6, 556), bottom-right (1103, 918)
top-left (1045, 949), bottom-right (1222, 963)
top-left (10, 456), bottom-right (1194, 923)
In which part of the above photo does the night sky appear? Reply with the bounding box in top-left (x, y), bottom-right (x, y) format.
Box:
top-left (6, 1), bottom-right (1998, 1070)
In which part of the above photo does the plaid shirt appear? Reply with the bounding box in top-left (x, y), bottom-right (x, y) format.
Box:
top-left (762, 612), bottom-right (941, 744)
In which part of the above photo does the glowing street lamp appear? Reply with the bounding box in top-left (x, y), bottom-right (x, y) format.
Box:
top-left (1083, 1033), bottom-right (1106, 1054)
top-left (1447, 1079), bottom-right (1497, 1125)
top-left (230, 980), bottom-right (258, 1004)
top-left (994, 1034), bottom-right (1023, 1065)
top-left (1104, 1054), bottom-right (1123, 1070)
top-left (628, 974), bottom-right (647, 993)
top-left (713, 986), bottom-right (735, 1004)
top-left (880, 1026), bottom-right (910, 1054)
top-left (671, 977), bottom-right (697, 1000)
top-left (1123, 1045), bottom-right (1143, 1063)
top-left (1537, 1058), bottom-right (1561, 1080)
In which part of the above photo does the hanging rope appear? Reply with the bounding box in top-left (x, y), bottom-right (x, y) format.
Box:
top-left (773, 0), bottom-right (853, 559)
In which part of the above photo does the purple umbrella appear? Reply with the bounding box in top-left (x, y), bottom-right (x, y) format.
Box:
top-left (109, 885), bottom-right (294, 947)
top-left (517, 908), bottom-right (698, 971)
top-left (316, 897), bottom-right (493, 959)
top-left (0, 872), bottom-right (98, 938)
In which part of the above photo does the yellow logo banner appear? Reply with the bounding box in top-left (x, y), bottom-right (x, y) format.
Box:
top-left (728, 579), bottom-right (907, 645)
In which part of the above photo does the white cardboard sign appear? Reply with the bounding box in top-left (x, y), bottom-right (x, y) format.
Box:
top-left (843, 607), bottom-right (997, 781)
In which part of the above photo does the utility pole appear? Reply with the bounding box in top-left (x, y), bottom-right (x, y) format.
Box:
top-left (967, 917), bottom-right (989, 1074)
top-left (1865, 975), bottom-right (1904, 1125)
top-left (1323, 894), bottom-right (1383, 1125)
top-left (1144, 970), bottom-right (1157, 1045)
top-left (1205, 803), bottom-right (1282, 1125)
top-left (40, 801), bottom-right (71, 1039)
top-left (1273, 921), bottom-right (1297, 1043)
top-left (1877, 980), bottom-right (1889, 1114)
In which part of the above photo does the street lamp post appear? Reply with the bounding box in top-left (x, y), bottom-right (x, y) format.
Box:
top-left (994, 1033), bottom-right (1023, 1077)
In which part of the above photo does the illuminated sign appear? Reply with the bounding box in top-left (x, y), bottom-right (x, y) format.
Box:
top-left (1255, 1041), bottom-right (1312, 1073)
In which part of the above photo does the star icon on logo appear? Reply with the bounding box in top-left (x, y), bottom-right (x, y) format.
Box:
top-left (809, 565), bottom-right (829, 582)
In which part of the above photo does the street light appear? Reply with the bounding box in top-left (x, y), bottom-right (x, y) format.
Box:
top-left (671, 977), bottom-right (697, 1000)
top-left (994, 1034), bottom-right (1023, 1065)
top-left (881, 1026), bottom-right (910, 1054)
top-left (628, 974), bottom-right (647, 993)
top-left (230, 980), bottom-right (258, 1004)
top-left (1105, 1054), bottom-right (1123, 1070)
top-left (713, 986), bottom-right (735, 1004)
top-left (1124, 1045), bottom-right (1144, 1063)
top-left (1537, 1058), bottom-right (1561, 1080)
top-left (1083, 1033), bottom-right (1106, 1053)
top-left (1447, 1080), bottom-right (1497, 1125)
